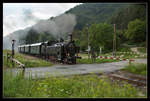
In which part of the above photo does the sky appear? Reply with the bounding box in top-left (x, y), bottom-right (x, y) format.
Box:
top-left (3, 3), bottom-right (81, 37)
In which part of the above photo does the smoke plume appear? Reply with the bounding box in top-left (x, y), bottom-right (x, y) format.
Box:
top-left (3, 13), bottom-right (76, 51)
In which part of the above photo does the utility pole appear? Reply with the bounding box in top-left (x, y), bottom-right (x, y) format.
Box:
top-left (87, 24), bottom-right (90, 59)
top-left (113, 24), bottom-right (116, 57)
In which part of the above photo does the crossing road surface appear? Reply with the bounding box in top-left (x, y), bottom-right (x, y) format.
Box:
top-left (7, 59), bottom-right (147, 79)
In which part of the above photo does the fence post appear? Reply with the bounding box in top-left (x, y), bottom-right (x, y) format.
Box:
top-left (6, 52), bottom-right (8, 66)
top-left (22, 66), bottom-right (25, 77)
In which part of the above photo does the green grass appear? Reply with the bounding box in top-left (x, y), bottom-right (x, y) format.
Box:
top-left (78, 53), bottom-right (89, 58)
top-left (3, 50), bottom-right (53, 68)
top-left (77, 58), bottom-right (120, 64)
top-left (121, 63), bottom-right (147, 76)
top-left (3, 70), bottom-right (146, 98)
top-left (15, 53), bottom-right (53, 67)
top-left (137, 47), bottom-right (146, 53)
top-left (118, 47), bottom-right (132, 52)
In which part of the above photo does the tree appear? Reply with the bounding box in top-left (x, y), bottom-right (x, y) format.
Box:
top-left (110, 4), bottom-right (146, 30)
top-left (125, 19), bottom-right (146, 44)
top-left (89, 23), bottom-right (114, 53)
top-left (80, 27), bottom-right (88, 51)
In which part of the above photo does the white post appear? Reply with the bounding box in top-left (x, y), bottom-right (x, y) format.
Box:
top-left (99, 47), bottom-right (102, 55)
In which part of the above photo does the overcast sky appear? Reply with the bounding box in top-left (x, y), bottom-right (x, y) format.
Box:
top-left (3, 3), bottom-right (81, 37)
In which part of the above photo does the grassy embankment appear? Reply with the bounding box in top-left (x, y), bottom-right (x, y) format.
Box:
top-left (3, 50), bottom-right (53, 68)
top-left (121, 63), bottom-right (147, 76)
top-left (3, 70), bottom-right (146, 98)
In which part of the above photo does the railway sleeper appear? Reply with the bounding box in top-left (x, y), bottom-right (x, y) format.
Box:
top-left (108, 74), bottom-right (146, 86)
top-left (117, 71), bottom-right (147, 81)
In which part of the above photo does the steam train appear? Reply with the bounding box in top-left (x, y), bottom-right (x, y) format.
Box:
top-left (18, 34), bottom-right (80, 64)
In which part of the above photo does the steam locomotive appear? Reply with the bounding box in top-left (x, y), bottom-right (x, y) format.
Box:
top-left (18, 34), bottom-right (80, 64)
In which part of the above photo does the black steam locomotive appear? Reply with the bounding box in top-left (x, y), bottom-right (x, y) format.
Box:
top-left (18, 34), bottom-right (80, 64)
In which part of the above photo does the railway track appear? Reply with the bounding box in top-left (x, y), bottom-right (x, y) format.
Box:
top-left (106, 70), bottom-right (147, 88)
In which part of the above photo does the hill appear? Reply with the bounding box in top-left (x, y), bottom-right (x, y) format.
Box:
top-left (65, 3), bottom-right (131, 30)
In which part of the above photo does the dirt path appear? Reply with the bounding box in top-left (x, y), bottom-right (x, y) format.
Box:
top-left (19, 54), bottom-right (41, 60)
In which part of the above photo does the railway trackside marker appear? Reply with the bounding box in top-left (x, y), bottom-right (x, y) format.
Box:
top-left (11, 58), bottom-right (25, 68)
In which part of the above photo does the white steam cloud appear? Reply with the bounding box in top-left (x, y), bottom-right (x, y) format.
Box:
top-left (33, 14), bottom-right (76, 38)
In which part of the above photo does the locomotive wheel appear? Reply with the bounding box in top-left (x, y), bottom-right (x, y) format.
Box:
top-left (72, 58), bottom-right (76, 64)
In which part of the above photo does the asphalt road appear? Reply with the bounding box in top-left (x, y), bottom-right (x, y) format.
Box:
top-left (7, 59), bottom-right (147, 79)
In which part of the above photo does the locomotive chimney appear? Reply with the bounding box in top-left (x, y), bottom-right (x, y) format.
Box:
top-left (69, 33), bottom-right (72, 42)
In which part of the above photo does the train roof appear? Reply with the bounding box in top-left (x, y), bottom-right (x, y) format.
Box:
top-left (30, 42), bottom-right (42, 46)
top-left (18, 41), bottom-right (49, 47)
top-left (18, 44), bottom-right (30, 47)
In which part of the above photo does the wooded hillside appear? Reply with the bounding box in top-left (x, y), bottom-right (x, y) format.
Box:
top-left (5, 3), bottom-right (146, 53)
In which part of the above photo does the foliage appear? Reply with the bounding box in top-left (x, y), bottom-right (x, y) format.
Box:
top-left (88, 23), bottom-right (114, 53)
top-left (69, 3), bottom-right (146, 50)
top-left (110, 4), bottom-right (146, 30)
top-left (121, 63), bottom-right (147, 76)
top-left (3, 70), bottom-right (145, 98)
top-left (79, 27), bottom-right (88, 51)
top-left (125, 19), bottom-right (146, 43)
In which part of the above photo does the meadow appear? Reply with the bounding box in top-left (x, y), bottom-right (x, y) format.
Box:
top-left (3, 70), bottom-right (146, 98)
